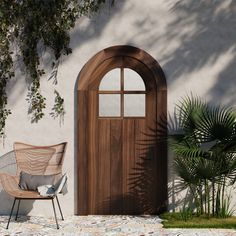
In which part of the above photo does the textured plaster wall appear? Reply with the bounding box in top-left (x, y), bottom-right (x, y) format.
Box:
top-left (1, 0), bottom-right (236, 216)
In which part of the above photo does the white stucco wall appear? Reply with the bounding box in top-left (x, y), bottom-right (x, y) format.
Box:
top-left (1, 0), bottom-right (236, 216)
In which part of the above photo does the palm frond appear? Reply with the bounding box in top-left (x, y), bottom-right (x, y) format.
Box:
top-left (175, 95), bottom-right (207, 135)
top-left (195, 157), bottom-right (221, 180)
top-left (174, 156), bottom-right (201, 185)
top-left (197, 106), bottom-right (236, 143)
top-left (171, 142), bottom-right (205, 158)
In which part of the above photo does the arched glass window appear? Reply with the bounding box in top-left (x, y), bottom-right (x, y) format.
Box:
top-left (99, 68), bottom-right (146, 117)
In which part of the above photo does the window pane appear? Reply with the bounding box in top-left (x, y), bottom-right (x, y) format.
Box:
top-left (99, 94), bottom-right (121, 117)
top-left (124, 94), bottom-right (145, 117)
top-left (99, 69), bottom-right (120, 91)
top-left (124, 68), bottom-right (145, 91)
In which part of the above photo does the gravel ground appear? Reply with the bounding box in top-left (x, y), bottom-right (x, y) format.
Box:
top-left (0, 215), bottom-right (236, 236)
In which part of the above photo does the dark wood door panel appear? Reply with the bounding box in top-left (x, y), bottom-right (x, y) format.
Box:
top-left (77, 46), bottom-right (167, 215)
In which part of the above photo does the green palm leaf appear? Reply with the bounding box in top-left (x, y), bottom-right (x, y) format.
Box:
top-left (197, 106), bottom-right (236, 143)
top-left (176, 95), bottom-right (207, 137)
top-left (174, 156), bottom-right (201, 186)
top-left (169, 95), bottom-right (236, 216)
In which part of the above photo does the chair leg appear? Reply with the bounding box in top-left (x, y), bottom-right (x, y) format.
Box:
top-left (52, 198), bottom-right (59, 229)
top-left (15, 199), bottom-right (21, 221)
top-left (6, 198), bottom-right (16, 229)
top-left (55, 196), bottom-right (64, 220)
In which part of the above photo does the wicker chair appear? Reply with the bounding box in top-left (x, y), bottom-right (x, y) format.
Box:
top-left (0, 142), bottom-right (67, 229)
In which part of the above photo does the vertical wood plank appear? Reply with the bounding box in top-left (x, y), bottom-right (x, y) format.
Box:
top-left (97, 119), bottom-right (111, 214)
top-left (88, 90), bottom-right (98, 214)
top-left (122, 119), bottom-right (135, 214)
top-left (110, 119), bottom-right (123, 214)
top-left (134, 119), bottom-right (146, 214)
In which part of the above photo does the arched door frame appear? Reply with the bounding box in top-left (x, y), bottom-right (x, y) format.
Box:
top-left (77, 45), bottom-right (167, 215)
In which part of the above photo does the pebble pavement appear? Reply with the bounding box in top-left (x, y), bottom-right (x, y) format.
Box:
top-left (0, 215), bottom-right (236, 236)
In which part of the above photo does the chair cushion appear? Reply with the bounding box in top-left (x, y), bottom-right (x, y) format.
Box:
top-left (54, 173), bottom-right (68, 195)
top-left (19, 171), bottom-right (55, 191)
top-left (37, 173), bottom-right (68, 197)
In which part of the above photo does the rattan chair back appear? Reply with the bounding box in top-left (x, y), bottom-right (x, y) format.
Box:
top-left (14, 142), bottom-right (67, 176)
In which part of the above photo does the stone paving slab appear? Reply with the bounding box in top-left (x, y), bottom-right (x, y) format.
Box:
top-left (0, 215), bottom-right (236, 236)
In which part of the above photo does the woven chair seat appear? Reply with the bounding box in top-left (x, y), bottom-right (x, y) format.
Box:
top-left (0, 173), bottom-right (49, 199)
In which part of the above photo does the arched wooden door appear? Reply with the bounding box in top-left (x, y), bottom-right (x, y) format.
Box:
top-left (77, 45), bottom-right (167, 215)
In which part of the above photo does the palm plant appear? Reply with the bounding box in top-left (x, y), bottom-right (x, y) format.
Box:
top-left (170, 95), bottom-right (236, 217)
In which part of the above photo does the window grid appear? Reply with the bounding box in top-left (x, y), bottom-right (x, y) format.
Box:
top-left (98, 68), bottom-right (146, 118)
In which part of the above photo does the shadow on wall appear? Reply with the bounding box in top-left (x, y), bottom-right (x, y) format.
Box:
top-left (7, 1), bottom-right (125, 105)
top-left (122, 0), bottom-right (236, 106)
top-left (36, 0), bottom-right (236, 107)
top-left (156, 1), bottom-right (236, 210)
top-left (0, 151), bottom-right (33, 216)
top-left (163, 0), bottom-right (236, 105)
top-left (6, 0), bottom-right (236, 122)
top-left (69, 1), bottom-right (124, 52)
top-left (8, 0), bottom-right (236, 103)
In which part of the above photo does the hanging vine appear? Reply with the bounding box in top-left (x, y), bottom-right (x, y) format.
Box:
top-left (0, 1), bottom-right (15, 140)
top-left (50, 90), bottom-right (65, 126)
top-left (0, 0), bottom-right (113, 136)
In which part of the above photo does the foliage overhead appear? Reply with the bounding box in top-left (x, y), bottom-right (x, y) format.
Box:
top-left (0, 0), bottom-right (113, 138)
